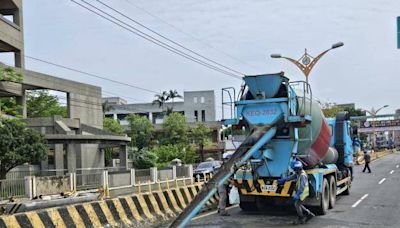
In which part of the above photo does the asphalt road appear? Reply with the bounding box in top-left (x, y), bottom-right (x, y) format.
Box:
top-left (188, 152), bottom-right (400, 228)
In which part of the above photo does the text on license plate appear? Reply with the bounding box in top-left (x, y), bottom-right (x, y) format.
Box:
top-left (261, 184), bottom-right (277, 192)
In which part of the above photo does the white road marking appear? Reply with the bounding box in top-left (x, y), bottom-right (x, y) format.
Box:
top-left (390, 170), bottom-right (394, 174)
top-left (397, 165), bottom-right (399, 168)
top-left (352, 194), bottom-right (369, 208)
top-left (378, 178), bottom-right (386, 185)
top-left (192, 205), bottom-right (239, 220)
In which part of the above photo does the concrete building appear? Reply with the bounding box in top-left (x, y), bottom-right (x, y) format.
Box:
top-left (0, 0), bottom-right (24, 68)
top-left (104, 90), bottom-right (223, 147)
top-left (0, 1), bottom-right (130, 174)
top-left (104, 90), bottom-right (217, 126)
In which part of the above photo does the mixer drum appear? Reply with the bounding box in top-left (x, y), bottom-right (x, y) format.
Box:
top-left (297, 97), bottom-right (332, 167)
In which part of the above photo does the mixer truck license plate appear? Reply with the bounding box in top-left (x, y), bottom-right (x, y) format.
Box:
top-left (261, 184), bottom-right (277, 192)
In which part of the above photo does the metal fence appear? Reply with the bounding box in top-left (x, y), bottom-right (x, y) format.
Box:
top-left (0, 178), bottom-right (25, 200)
top-left (176, 166), bottom-right (191, 178)
top-left (6, 169), bottom-right (68, 179)
top-left (0, 165), bottom-right (194, 199)
top-left (108, 171), bottom-right (131, 188)
top-left (76, 173), bottom-right (102, 191)
top-left (39, 169), bottom-right (68, 177)
top-left (135, 169), bottom-right (152, 183)
top-left (157, 167), bottom-right (173, 181)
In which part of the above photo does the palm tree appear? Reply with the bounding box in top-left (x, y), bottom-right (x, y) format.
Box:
top-left (152, 91), bottom-right (169, 108)
top-left (167, 89), bottom-right (182, 114)
top-left (153, 90), bottom-right (182, 115)
top-left (167, 89), bottom-right (182, 103)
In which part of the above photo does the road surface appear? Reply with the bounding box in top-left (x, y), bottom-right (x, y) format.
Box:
top-left (188, 152), bottom-right (400, 227)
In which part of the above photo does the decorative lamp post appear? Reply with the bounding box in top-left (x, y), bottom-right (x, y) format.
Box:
top-left (271, 42), bottom-right (344, 88)
top-left (363, 105), bottom-right (389, 150)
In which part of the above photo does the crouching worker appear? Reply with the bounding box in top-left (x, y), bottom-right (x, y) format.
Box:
top-left (278, 160), bottom-right (315, 225)
top-left (218, 177), bottom-right (236, 216)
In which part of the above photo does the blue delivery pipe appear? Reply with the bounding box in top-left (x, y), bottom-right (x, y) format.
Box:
top-left (174, 127), bottom-right (277, 228)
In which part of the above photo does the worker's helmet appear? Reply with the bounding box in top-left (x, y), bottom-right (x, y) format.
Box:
top-left (290, 160), bottom-right (303, 170)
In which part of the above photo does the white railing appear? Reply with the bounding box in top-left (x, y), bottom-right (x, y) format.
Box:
top-left (0, 178), bottom-right (25, 200)
top-left (0, 165), bottom-right (194, 200)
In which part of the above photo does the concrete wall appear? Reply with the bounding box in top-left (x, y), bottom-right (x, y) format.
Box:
top-left (183, 90), bottom-right (216, 123)
top-left (0, 0), bottom-right (24, 67)
top-left (35, 176), bottom-right (71, 196)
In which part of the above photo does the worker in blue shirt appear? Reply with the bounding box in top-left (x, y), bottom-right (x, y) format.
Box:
top-left (278, 160), bottom-right (315, 224)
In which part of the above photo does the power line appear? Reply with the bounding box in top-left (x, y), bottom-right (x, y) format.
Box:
top-left (76, 0), bottom-right (243, 79)
top-left (71, 0), bottom-right (243, 80)
top-left (24, 55), bottom-right (160, 94)
top-left (2, 60), bottom-right (231, 119)
top-left (96, 0), bottom-right (245, 76)
top-left (122, 0), bottom-right (260, 71)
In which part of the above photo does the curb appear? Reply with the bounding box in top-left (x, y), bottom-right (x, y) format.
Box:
top-left (355, 150), bottom-right (395, 165)
top-left (0, 183), bottom-right (219, 228)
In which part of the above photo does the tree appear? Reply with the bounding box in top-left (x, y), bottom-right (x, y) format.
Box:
top-left (103, 118), bottom-right (124, 135)
top-left (322, 106), bottom-right (344, 118)
top-left (127, 114), bottom-right (154, 150)
top-left (26, 90), bottom-right (67, 118)
top-left (161, 112), bottom-right (189, 145)
top-left (343, 107), bottom-right (366, 117)
top-left (0, 118), bottom-right (47, 179)
top-left (191, 123), bottom-right (211, 162)
top-left (168, 89), bottom-right (182, 103)
top-left (152, 144), bottom-right (197, 168)
top-left (131, 148), bottom-right (158, 169)
top-left (0, 67), bottom-right (23, 116)
top-left (102, 100), bottom-right (114, 115)
top-left (152, 90), bottom-right (182, 115)
top-left (167, 89), bottom-right (182, 114)
top-left (0, 97), bottom-right (21, 117)
top-left (103, 118), bottom-right (125, 166)
top-left (152, 91), bottom-right (169, 108)
top-left (0, 67), bottom-right (23, 83)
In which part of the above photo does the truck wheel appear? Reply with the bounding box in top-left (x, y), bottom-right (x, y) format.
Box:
top-left (239, 201), bottom-right (258, 211)
top-left (343, 169), bottom-right (352, 195)
top-left (316, 178), bottom-right (329, 215)
top-left (329, 175), bottom-right (337, 209)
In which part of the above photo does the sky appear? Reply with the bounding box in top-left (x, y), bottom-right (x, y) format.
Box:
top-left (6, 0), bottom-right (400, 119)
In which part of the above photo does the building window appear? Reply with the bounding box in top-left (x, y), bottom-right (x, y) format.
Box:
top-left (201, 110), bottom-right (206, 122)
top-left (117, 113), bottom-right (128, 120)
top-left (201, 97), bottom-right (205, 103)
top-left (48, 149), bottom-right (55, 166)
top-left (194, 110), bottom-right (198, 122)
top-left (194, 97), bottom-right (198, 103)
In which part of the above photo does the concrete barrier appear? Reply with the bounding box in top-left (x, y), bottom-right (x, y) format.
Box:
top-left (355, 149), bottom-right (395, 165)
top-left (0, 183), bottom-right (219, 227)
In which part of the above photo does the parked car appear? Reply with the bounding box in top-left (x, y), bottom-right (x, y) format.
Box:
top-left (193, 160), bottom-right (222, 180)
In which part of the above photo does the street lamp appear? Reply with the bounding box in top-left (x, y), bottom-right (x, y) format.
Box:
top-left (270, 42), bottom-right (344, 88)
top-left (362, 105), bottom-right (389, 150)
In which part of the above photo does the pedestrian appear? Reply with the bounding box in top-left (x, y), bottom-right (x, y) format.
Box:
top-left (217, 180), bottom-right (230, 216)
top-left (278, 160), bottom-right (315, 225)
top-left (362, 151), bottom-right (371, 173)
top-left (218, 155), bottom-right (234, 216)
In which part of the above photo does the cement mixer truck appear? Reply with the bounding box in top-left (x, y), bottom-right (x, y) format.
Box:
top-left (170, 72), bottom-right (354, 227)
